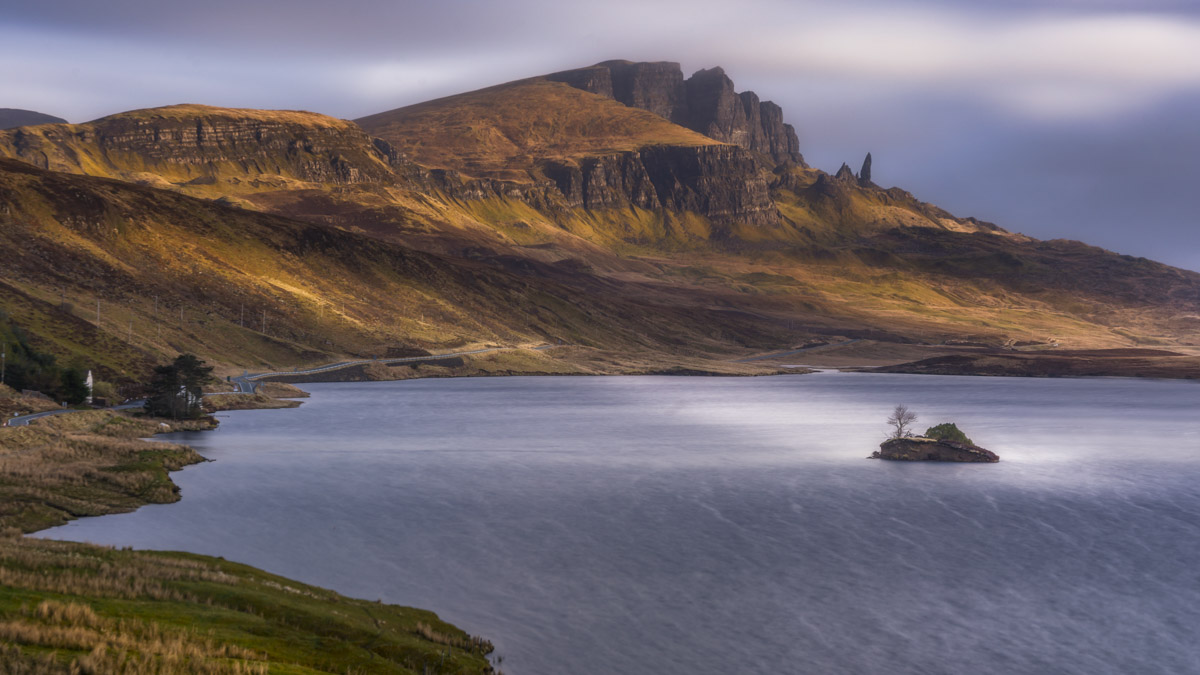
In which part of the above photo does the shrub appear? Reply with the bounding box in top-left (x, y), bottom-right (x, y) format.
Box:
top-left (92, 380), bottom-right (119, 403)
top-left (924, 423), bottom-right (974, 445)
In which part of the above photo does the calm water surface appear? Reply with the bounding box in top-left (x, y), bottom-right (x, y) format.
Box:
top-left (39, 373), bottom-right (1200, 674)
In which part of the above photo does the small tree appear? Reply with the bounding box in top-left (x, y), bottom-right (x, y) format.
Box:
top-left (886, 404), bottom-right (918, 439)
top-left (144, 354), bottom-right (213, 419)
top-left (59, 367), bottom-right (90, 405)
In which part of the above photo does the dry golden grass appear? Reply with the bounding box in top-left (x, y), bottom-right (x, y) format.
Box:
top-left (0, 384), bottom-right (62, 418)
top-left (87, 103), bottom-right (357, 129)
top-left (0, 535), bottom-right (493, 673)
top-left (202, 393), bottom-right (301, 412)
top-left (0, 411), bottom-right (210, 533)
top-left (357, 78), bottom-right (720, 180)
top-left (0, 598), bottom-right (267, 673)
top-left (253, 382), bottom-right (309, 398)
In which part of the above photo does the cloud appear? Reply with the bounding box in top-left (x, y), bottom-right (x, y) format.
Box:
top-left (720, 8), bottom-right (1200, 119)
top-left (5, 1), bottom-right (1200, 121)
top-left (2, 0), bottom-right (1198, 270)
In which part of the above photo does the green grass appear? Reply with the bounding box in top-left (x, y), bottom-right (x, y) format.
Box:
top-left (0, 409), bottom-right (496, 674)
top-left (0, 537), bottom-right (494, 674)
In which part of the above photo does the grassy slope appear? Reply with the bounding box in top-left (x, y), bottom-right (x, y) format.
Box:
top-left (0, 159), bottom-right (780, 378)
top-left (10, 157), bottom-right (870, 385)
top-left (0, 410), bottom-right (213, 533)
top-left (873, 348), bottom-right (1200, 379)
top-left (0, 410), bottom-right (494, 674)
top-left (356, 78), bottom-right (720, 181)
top-left (0, 384), bottom-right (62, 418)
top-left (0, 539), bottom-right (495, 674)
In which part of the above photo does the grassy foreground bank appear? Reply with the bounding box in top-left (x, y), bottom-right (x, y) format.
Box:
top-left (0, 408), bottom-right (495, 674)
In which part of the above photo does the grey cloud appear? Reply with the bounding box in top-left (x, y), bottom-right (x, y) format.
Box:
top-left (2, 0), bottom-right (1198, 270)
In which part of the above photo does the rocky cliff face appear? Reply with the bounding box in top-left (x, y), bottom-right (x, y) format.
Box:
top-left (548, 61), bottom-right (804, 166)
top-left (871, 437), bottom-right (1000, 462)
top-left (542, 144), bottom-right (779, 227)
top-left (0, 108), bottom-right (398, 185)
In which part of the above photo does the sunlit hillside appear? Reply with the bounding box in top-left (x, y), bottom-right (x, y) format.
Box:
top-left (356, 78), bottom-right (721, 181)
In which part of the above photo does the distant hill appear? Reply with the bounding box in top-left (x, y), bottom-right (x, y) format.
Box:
top-left (0, 108), bottom-right (66, 129)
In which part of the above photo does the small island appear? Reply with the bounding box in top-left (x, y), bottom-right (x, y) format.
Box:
top-left (871, 408), bottom-right (1000, 462)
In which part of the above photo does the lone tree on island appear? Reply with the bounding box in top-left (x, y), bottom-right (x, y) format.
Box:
top-left (886, 404), bottom-right (918, 439)
top-left (144, 354), bottom-right (213, 420)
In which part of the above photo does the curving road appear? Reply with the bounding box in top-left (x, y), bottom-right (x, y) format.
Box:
top-left (5, 400), bottom-right (145, 428)
top-left (231, 345), bottom-right (555, 394)
top-left (734, 339), bottom-right (861, 363)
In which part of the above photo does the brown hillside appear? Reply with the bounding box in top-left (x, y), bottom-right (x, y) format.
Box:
top-left (355, 78), bottom-right (721, 181)
top-left (0, 158), bottom-right (811, 381)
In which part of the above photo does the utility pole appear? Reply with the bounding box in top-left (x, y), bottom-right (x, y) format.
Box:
top-left (1, 347), bottom-right (6, 385)
top-left (96, 298), bottom-right (101, 326)
top-left (127, 319), bottom-right (133, 343)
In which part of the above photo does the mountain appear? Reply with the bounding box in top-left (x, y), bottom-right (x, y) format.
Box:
top-left (1, 60), bottom-right (1197, 384)
top-left (546, 60), bottom-right (803, 165)
top-left (0, 108), bottom-right (66, 130)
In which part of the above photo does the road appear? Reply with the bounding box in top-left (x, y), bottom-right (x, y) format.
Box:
top-left (734, 339), bottom-right (861, 363)
top-left (5, 400), bottom-right (145, 428)
top-left (230, 345), bottom-right (555, 393)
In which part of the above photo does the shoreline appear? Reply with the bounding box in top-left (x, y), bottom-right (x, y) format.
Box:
top-left (219, 341), bottom-right (1200, 389)
top-left (0, 397), bottom-right (498, 673)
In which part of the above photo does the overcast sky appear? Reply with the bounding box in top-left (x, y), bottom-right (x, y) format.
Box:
top-left (3, 0), bottom-right (1198, 270)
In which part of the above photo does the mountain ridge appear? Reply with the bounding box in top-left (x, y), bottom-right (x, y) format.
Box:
top-left (0, 108), bottom-right (67, 130)
top-left (1, 59), bottom-right (1197, 384)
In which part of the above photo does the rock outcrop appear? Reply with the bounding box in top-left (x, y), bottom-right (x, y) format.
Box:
top-left (548, 61), bottom-right (804, 166)
top-left (871, 437), bottom-right (1000, 462)
top-left (834, 163), bottom-right (858, 183)
top-left (605, 60), bottom-right (689, 121)
top-left (542, 144), bottom-right (779, 226)
top-left (0, 107), bottom-right (398, 185)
